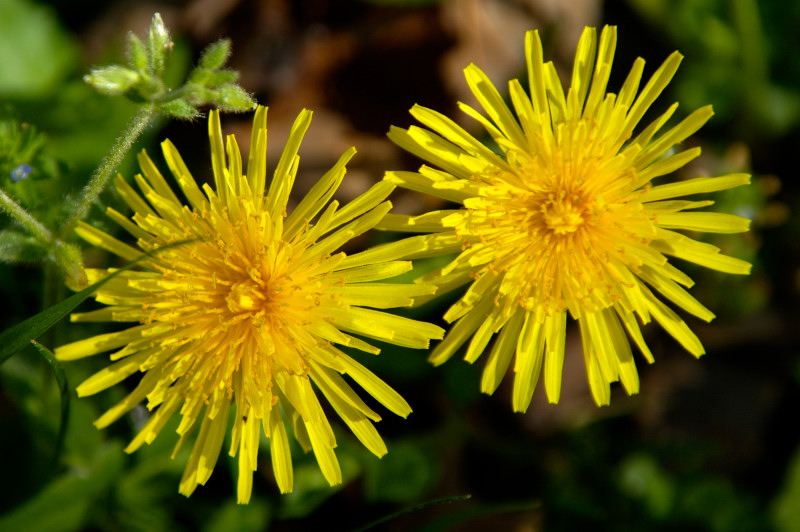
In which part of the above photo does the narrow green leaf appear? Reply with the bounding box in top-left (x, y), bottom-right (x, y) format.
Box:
top-left (0, 239), bottom-right (195, 365)
top-left (415, 498), bottom-right (541, 532)
top-left (30, 340), bottom-right (69, 472)
top-left (352, 494), bottom-right (472, 532)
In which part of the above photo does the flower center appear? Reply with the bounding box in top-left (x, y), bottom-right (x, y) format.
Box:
top-left (541, 192), bottom-right (586, 235)
top-left (226, 280), bottom-right (267, 314)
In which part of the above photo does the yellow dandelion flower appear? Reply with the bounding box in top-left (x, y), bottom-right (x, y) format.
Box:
top-left (380, 26), bottom-right (752, 410)
top-left (55, 106), bottom-right (444, 503)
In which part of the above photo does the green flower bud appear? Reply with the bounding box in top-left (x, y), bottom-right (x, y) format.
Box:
top-left (84, 66), bottom-right (141, 95)
top-left (147, 13), bottom-right (172, 76)
top-left (127, 32), bottom-right (148, 72)
top-left (199, 39), bottom-right (232, 71)
top-left (215, 84), bottom-right (256, 111)
top-left (160, 99), bottom-right (198, 119)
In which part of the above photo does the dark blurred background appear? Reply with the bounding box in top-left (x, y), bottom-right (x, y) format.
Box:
top-left (1, 0), bottom-right (799, 530)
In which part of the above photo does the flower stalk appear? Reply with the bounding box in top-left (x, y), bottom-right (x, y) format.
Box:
top-left (60, 106), bottom-right (155, 237)
top-left (0, 187), bottom-right (54, 244)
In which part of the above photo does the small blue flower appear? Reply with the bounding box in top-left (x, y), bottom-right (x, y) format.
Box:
top-left (11, 164), bottom-right (32, 182)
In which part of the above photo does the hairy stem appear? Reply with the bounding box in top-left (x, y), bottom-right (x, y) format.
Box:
top-left (61, 106), bottom-right (155, 237)
top-left (0, 188), bottom-right (54, 243)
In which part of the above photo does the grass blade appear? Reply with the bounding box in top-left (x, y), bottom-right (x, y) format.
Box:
top-left (352, 494), bottom-right (472, 532)
top-left (30, 340), bottom-right (69, 471)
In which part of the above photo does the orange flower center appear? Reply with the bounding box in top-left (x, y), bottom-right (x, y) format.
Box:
top-left (226, 280), bottom-right (267, 314)
top-left (541, 191), bottom-right (587, 235)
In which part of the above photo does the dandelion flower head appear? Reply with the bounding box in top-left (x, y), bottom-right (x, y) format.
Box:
top-left (56, 106), bottom-right (444, 502)
top-left (381, 26), bottom-right (752, 410)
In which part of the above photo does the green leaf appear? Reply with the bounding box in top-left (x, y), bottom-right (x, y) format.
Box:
top-left (198, 39), bottom-right (232, 71)
top-left (30, 340), bottom-right (69, 471)
top-left (0, 239), bottom-right (195, 365)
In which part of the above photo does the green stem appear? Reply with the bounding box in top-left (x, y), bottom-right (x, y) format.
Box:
top-left (0, 187), bottom-right (54, 243)
top-left (157, 85), bottom-right (190, 104)
top-left (61, 105), bottom-right (155, 237)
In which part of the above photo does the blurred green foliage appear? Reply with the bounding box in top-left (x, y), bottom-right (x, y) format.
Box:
top-left (363, 439), bottom-right (440, 502)
top-left (0, 442), bottom-right (126, 532)
top-left (0, 0), bottom-right (145, 182)
top-left (626, 0), bottom-right (800, 137)
top-left (0, 117), bottom-right (62, 210)
top-left (204, 499), bottom-right (271, 532)
top-left (772, 446), bottom-right (800, 532)
top-left (0, 0), bottom-right (78, 99)
top-left (618, 453), bottom-right (769, 531)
